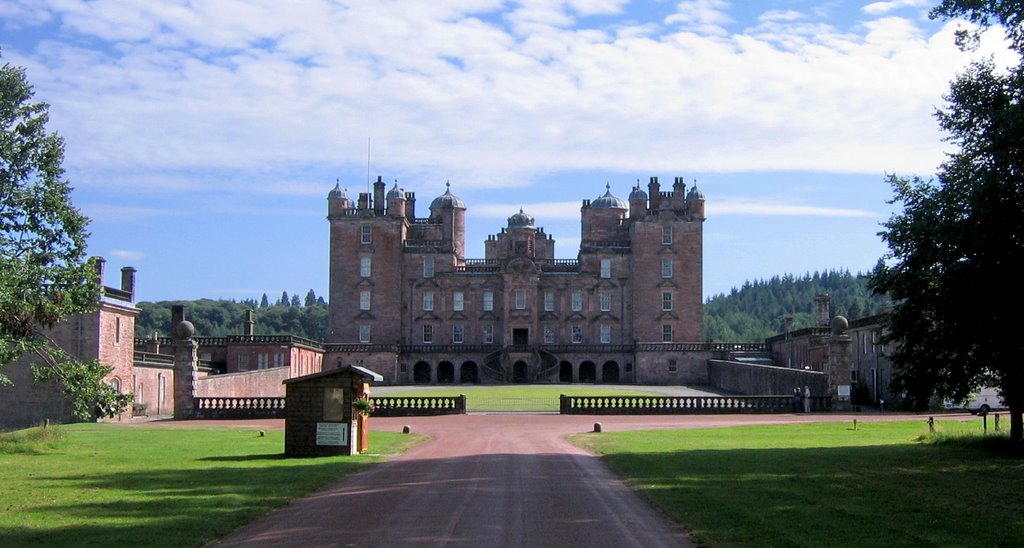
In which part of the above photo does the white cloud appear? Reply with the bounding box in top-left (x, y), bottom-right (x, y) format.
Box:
top-left (4, 0), bottom-right (1005, 196)
top-left (709, 201), bottom-right (878, 217)
top-left (862, 0), bottom-right (929, 16)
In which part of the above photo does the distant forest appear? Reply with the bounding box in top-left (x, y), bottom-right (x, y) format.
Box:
top-left (135, 271), bottom-right (892, 344)
top-left (703, 270), bottom-right (892, 342)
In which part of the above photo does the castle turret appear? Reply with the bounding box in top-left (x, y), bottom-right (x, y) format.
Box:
top-left (686, 181), bottom-right (705, 219)
top-left (327, 182), bottom-right (352, 217)
top-left (387, 182), bottom-right (406, 219)
top-left (429, 182), bottom-right (467, 258)
top-left (628, 183), bottom-right (648, 219)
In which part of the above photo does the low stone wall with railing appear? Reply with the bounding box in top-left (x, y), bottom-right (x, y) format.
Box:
top-left (194, 397), bottom-right (287, 419)
top-left (370, 395), bottom-right (467, 417)
top-left (190, 395), bottom-right (466, 419)
top-left (559, 394), bottom-right (831, 415)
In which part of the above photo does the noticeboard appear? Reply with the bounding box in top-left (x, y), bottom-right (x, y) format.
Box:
top-left (316, 422), bottom-right (349, 446)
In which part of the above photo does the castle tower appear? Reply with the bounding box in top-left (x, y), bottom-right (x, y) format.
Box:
top-left (387, 182), bottom-right (406, 219)
top-left (428, 182), bottom-right (467, 259)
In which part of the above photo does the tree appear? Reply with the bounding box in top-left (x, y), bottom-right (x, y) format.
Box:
top-left (304, 289), bottom-right (316, 308)
top-left (279, 291), bottom-right (290, 307)
top-left (0, 56), bottom-right (98, 385)
top-left (872, 2), bottom-right (1024, 440)
top-left (260, 293), bottom-right (269, 308)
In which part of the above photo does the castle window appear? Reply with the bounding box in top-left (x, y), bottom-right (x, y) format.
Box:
top-left (258, 353), bottom-right (268, 369)
top-left (360, 290), bottom-right (371, 311)
top-left (600, 292), bottom-right (611, 312)
top-left (600, 325), bottom-right (611, 344)
top-left (422, 324), bottom-right (433, 344)
top-left (662, 324), bottom-right (673, 342)
top-left (423, 291), bottom-right (434, 311)
top-left (571, 324), bottom-right (583, 343)
top-left (483, 291), bottom-right (494, 311)
top-left (483, 324), bottom-right (494, 344)
top-left (114, 317), bottom-right (121, 346)
top-left (662, 258), bottom-right (673, 278)
top-left (423, 257), bottom-right (434, 278)
top-left (515, 289), bottom-right (526, 310)
top-left (453, 291), bottom-right (464, 311)
top-left (238, 354), bottom-right (249, 372)
top-left (543, 324), bottom-right (555, 344)
top-left (668, 359), bottom-right (678, 373)
top-left (600, 258), bottom-right (611, 278)
top-left (273, 353), bottom-right (283, 368)
top-left (359, 324), bottom-right (371, 343)
top-left (453, 324), bottom-right (464, 344)
top-left (662, 226), bottom-right (672, 245)
top-left (360, 257), bottom-right (371, 277)
top-left (571, 291), bottom-right (583, 311)
top-left (662, 292), bottom-right (673, 311)
top-left (544, 291), bottom-right (554, 312)
top-left (361, 224), bottom-right (372, 244)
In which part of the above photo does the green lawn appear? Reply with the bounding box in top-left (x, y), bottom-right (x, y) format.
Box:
top-left (0, 423), bottom-right (424, 547)
top-left (375, 385), bottom-right (660, 411)
top-left (573, 419), bottom-right (1024, 547)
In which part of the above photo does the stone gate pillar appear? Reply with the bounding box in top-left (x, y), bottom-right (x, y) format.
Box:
top-left (172, 317), bottom-right (199, 420)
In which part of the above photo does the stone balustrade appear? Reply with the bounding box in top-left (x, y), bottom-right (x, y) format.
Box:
top-left (370, 395), bottom-right (467, 417)
top-left (194, 397), bottom-right (287, 419)
top-left (559, 394), bottom-right (831, 415)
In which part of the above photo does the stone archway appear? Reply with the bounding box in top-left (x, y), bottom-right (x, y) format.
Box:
top-left (602, 361), bottom-right (620, 383)
top-left (437, 361), bottom-right (455, 383)
top-left (559, 361), bottom-right (573, 383)
top-left (579, 361), bottom-right (596, 383)
top-left (460, 361), bottom-right (479, 384)
top-left (413, 361), bottom-right (431, 384)
top-left (513, 360), bottom-right (529, 383)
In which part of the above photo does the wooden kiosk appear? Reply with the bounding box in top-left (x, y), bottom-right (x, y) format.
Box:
top-left (283, 365), bottom-right (383, 457)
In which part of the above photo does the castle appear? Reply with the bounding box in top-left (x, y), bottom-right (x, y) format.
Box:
top-left (323, 176), bottom-right (706, 384)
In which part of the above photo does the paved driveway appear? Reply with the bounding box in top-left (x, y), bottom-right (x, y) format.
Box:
top-left (210, 413), bottom-right (935, 547)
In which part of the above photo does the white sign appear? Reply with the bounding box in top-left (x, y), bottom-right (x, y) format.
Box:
top-left (837, 385), bottom-right (851, 400)
top-left (316, 422), bottom-right (349, 446)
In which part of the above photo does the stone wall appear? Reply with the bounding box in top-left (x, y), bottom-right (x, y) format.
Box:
top-left (634, 350), bottom-right (712, 385)
top-left (195, 367), bottom-right (291, 398)
top-left (707, 360), bottom-right (828, 396)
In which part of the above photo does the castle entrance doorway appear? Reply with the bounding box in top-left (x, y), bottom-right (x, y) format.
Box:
top-left (513, 360), bottom-right (529, 383)
top-left (437, 361), bottom-right (455, 383)
top-left (602, 361), bottom-right (620, 383)
top-left (579, 361), bottom-right (596, 382)
top-left (413, 361), bottom-right (431, 383)
top-left (460, 361), bottom-right (479, 383)
top-left (559, 361), bottom-right (573, 383)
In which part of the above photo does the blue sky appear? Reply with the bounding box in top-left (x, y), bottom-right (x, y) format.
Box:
top-left (1, 0), bottom-right (1012, 304)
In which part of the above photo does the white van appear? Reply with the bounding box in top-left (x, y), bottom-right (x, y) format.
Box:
top-left (944, 387), bottom-right (1005, 414)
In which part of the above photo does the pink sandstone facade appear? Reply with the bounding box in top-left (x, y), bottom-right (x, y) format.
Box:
top-left (324, 176), bottom-right (706, 384)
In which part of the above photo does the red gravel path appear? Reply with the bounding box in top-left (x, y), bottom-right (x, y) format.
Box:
top-left (206, 413), bottom-right (945, 547)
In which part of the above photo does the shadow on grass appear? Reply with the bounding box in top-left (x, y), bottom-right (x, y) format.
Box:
top-left (5, 458), bottom-right (379, 547)
top-left (199, 453), bottom-right (290, 462)
top-left (598, 442), bottom-right (1024, 547)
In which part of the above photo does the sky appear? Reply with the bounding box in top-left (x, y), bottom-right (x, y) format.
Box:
top-left (1, 0), bottom-right (1014, 304)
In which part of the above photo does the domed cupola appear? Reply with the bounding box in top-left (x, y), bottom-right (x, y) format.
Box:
top-left (430, 181), bottom-right (466, 210)
top-left (687, 184), bottom-right (705, 201)
top-left (508, 208), bottom-right (535, 228)
top-left (328, 182), bottom-right (347, 200)
top-left (628, 184), bottom-right (648, 201)
top-left (590, 184), bottom-right (628, 209)
top-left (386, 182), bottom-right (404, 200)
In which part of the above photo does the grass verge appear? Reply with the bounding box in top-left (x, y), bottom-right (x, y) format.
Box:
top-left (572, 418), bottom-right (1024, 547)
top-left (0, 423), bottom-right (425, 546)
top-left (376, 385), bottom-right (660, 412)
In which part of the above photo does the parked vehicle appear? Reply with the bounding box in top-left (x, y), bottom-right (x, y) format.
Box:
top-left (944, 387), bottom-right (1005, 414)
